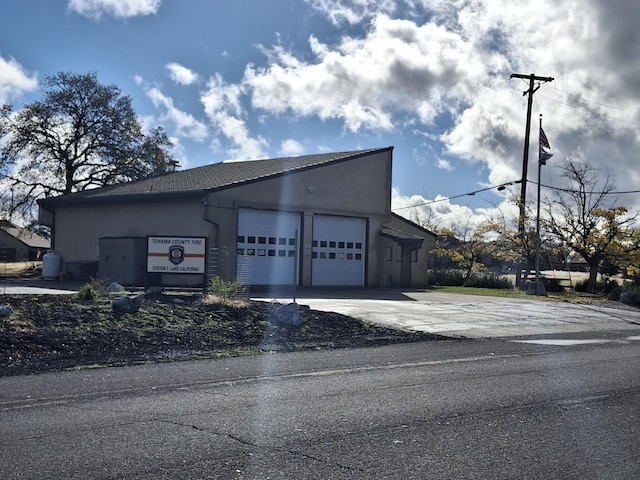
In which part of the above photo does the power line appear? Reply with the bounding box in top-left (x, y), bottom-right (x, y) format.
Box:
top-left (392, 180), bottom-right (522, 211)
top-left (528, 179), bottom-right (640, 196)
top-left (549, 86), bottom-right (640, 116)
top-left (539, 93), bottom-right (640, 127)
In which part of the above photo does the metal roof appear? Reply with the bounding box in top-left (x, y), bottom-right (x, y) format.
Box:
top-left (38, 147), bottom-right (392, 206)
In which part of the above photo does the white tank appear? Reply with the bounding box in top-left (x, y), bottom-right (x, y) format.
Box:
top-left (42, 250), bottom-right (61, 280)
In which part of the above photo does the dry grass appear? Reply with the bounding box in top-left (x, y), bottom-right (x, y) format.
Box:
top-left (0, 261), bottom-right (42, 278)
top-left (201, 294), bottom-right (250, 308)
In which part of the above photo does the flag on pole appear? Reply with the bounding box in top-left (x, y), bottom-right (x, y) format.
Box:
top-left (540, 127), bottom-right (550, 149)
top-left (539, 127), bottom-right (553, 165)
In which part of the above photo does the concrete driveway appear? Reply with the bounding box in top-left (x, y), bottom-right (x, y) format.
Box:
top-left (3, 280), bottom-right (640, 339)
top-left (0, 278), bottom-right (79, 295)
top-left (254, 288), bottom-right (640, 339)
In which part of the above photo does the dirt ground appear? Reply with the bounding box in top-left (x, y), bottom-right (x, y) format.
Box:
top-left (0, 292), bottom-right (442, 377)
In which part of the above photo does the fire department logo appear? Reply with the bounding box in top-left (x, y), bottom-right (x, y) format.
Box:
top-left (168, 245), bottom-right (185, 265)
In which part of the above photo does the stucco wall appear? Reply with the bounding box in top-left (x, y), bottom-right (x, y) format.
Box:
top-left (381, 215), bottom-right (437, 287)
top-left (46, 149), bottom-right (400, 286)
top-left (202, 150), bottom-right (392, 286)
top-left (52, 197), bottom-right (211, 268)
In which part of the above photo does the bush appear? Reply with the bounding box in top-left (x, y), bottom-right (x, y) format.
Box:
top-left (428, 269), bottom-right (464, 286)
top-left (428, 270), bottom-right (513, 289)
top-left (572, 277), bottom-right (621, 299)
top-left (208, 276), bottom-right (243, 301)
top-left (543, 278), bottom-right (564, 293)
top-left (620, 283), bottom-right (640, 306)
top-left (77, 276), bottom-right (107, 300)
top-left (574, 278), bottom-right (589, 293)
top-left (464, 273), bottom-right (513, 290)
top-left (599, 278), bottom-right (621, 300)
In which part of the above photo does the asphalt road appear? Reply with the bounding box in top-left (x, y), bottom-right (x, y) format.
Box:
top-left (2, 335), bottom-right (640, 479)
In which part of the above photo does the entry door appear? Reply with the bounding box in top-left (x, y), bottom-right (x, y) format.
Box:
top-left (312, 215), bottom-right (366, 286)
top-left (236, 208), bottom-right (300, 285)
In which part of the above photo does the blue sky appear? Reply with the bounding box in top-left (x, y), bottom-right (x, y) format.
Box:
top-left (2, 0), bottom-right (640, 229)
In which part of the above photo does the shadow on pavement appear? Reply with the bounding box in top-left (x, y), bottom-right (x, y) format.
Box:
top-left (247, 286), bottom-right (420, 301)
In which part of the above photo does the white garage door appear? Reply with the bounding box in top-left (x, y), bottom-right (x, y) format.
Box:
top-left (312, 215), bottom-right (366, 286)
top-left (236, 209), bottom-right (301, 285)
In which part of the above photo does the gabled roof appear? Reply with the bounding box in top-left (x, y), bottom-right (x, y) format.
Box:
top-left (380, 225), bottom-right (425, 245)
top-left (380, 214), bottom-right (437, 247)
top-left (390, 213), bottom-right (437, 238)
top-left (38, 147), bottom-right (392, 207)
top-left (0, 224), bottom-right (50, 249)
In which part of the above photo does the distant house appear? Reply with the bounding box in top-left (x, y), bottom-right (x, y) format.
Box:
top-left (0, 221), bottom-right (50, 261)
top-left (38, 147), bottom-right (436, 287)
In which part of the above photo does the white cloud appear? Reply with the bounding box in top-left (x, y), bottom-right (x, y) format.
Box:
top-left (279, 139), bottom-right (306, 157)
top-left (304, 0), bottom-right (398, 26)
top-left (244, 14), bottom-right (492, 133)
top-left (165, 63), bottom-right (200, 86)
top-left (243, 0), bottom-right (640, 212)
top-left (436, 158), bottom-right (453, 172)
top-left (0, 55), bottom-right (38, 104)
top-left (391, 187), bottom-right (518, 233)
top-left (201, 74), bottom-right (268, 161)
top-left (68, 0), bottom-right (161, 19)
top-left (144, 87), bottom-right (208, 142)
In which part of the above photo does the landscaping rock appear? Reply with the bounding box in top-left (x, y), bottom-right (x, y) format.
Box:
top-left (620, 291), bottom-right (639, 307)
top-left (112, 295), bottom-right (144, 314)
top-left (0, 305), bottom-right (13, 317)
top-left (106, 282), bottom-right (126, 294)
top-left (269, 302), bottom-right (302, 327)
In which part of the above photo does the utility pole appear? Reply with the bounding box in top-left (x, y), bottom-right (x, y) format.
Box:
top-left (510, 72), bottom-right (554, 285)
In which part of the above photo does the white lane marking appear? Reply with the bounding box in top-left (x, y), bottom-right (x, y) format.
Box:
top-left (512, 339), bottom-right (613, 346)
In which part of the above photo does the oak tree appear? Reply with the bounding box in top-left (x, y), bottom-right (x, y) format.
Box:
top-left (0, 72), bottom-right (175, 221)
top-left (543, 160), bottom-right (638, 293)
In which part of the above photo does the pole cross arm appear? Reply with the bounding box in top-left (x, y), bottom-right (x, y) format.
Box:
top-left (510, 73), bottom-right (555, 83)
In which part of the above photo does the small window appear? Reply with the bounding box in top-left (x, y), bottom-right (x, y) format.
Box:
top-left (278, 250), bottom-right (286, 257)
top-left (320, 252), bottom-right (327, 259)
top-left (347, 253), bottom-right (353, 260)
top-left (237, 235), bottom-right (245, 243)
top-left (288, 238), bottom-right (296, 246)
top-left (288, 250), bottom-right (295, 257)
top-left (329, 252), bottom-right (336, 259)
top-left (312, 240), bottom-right (318, 247)
top-left (320, 240), bottom-right (327, 248)
top-left (329, 241), bottom-right (336, 248)
top-left (237, 248), bottom-right (245, 256)
top-left (355, 253), bottom-right (362, 260)
top-left (312, 252), bottom-right (318, 259)
top-left (248, 236), bottom-right (256, 244)
top-left (258, 249), bottom-right (266, 256)
top-left (269, 237), bottom-right (276, 245)
top-left (279, 237), bottom-right (287, 245)
top-left (246, 249), bottom-right (255, 256)
top-left (338, 241), bottom-right (345, 249)
top-left (347, 242), bottom-right (354, 249)
top-left (355, 242), bottom-right (362, 249)
top-left (258, 236), bottom-right (266, 244)
top-left (268, 249), bottom-right (276, 257)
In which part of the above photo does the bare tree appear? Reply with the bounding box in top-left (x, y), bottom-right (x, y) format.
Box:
top-left (544, 159), bottom-right (638, 293)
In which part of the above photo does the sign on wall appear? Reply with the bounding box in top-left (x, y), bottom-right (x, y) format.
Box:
top-left (147, 236), bottom-right (206, 274)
